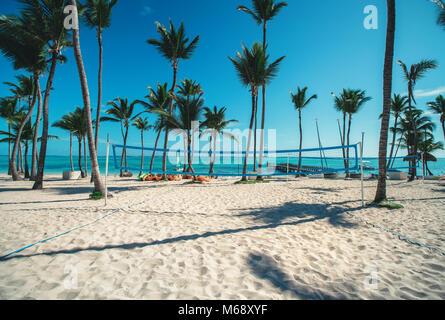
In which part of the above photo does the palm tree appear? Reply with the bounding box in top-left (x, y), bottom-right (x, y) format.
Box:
top-left (374, 0), bottom-right (396, 203)
top-left (66, 106), bottom-right (89, 178)
top-left (418, 138), bottom-right (444, 175)
top-left (101, 97), bottom-right (140, 176)
top-left (0, 6), bottom-right (50, 182)
top-left (177, 79), bottom-right (204, 168)
top-left (428, 0), bottom-right (445, 28)
top-left (52, 115), bottom-right (76, 172)
top-left (290, 87), bottom-right (317, 172)
top-left (427, 95), bottom-right (445, 142)
top-left (396, 109), bottom-right (435, 160)
top-left (136, 83), bottom-right (171, 171)
top-left (132, 117), bottom-right (152, 176)
top-left (147, 20), bottom-right (200, 177)
top-left (397, 59), bottom-right (438, 180)
top-left (0, 97), bottom-right (17, 175)
top-left (228, 42), bottom-right (285, 181)
top-left (237, 0), bottom-right (288, 177)
top-left (333, 89), bottom-right (371, 174)
top-left (69, 0), bottom-right (107, 194)
top-left (384, 94), bottom-right (408, 168)
top-left (201, 106), bottom-right (238, 174)
top-left (158, 96), bottom-right (205, 173)
top-left (80, 0), bottom-right (119, 158)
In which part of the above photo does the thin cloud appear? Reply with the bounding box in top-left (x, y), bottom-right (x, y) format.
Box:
top-left (412, 86), bottom-right (445, 98)
top-left (141, 5), bottom-right (152, 16)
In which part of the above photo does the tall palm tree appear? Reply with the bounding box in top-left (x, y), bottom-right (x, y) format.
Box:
top-left (147, 20), bottom-right (200, 177)
top-left (290, 87), bottom-right (317, 172)
top-left (397, 59), bottom-right (438, 180)
top-left (427, 95), bottom-right (445, 142)
top-left (136, 83), bottom-right (171, 171)
top-left (237, 0), bottom-right (288, 177)
top-left (52, 115), bottom-right (76, 172)
top-left (70, 0), bottom-right (107, 194)
top-left (101, 97), bottom-right (139, 176)
top-left (0, 97), bottom-right (17, 175)
top-left (132, 117), bottom-right (152, 176)
top-left (80, 0), bottom-right (119, 158)
top-left (157, 96), bottom-right (205, 173)
top-left (383, 94), bottom-right (408, 168)
top-left (228, 42), bottom-right (285, 181)
top-left (374, 0), bottom-right (396, 203)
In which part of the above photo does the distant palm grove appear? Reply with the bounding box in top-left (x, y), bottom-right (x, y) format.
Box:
top-left (0, 0), bottom-right (444, 203)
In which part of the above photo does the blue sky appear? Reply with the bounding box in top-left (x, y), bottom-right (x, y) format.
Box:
top-left (1, 0), bottom-right (444, 158)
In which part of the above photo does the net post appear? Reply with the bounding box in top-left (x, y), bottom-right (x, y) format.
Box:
top-left (359, 133), bottom-right (365, 207)
top-left (105, 134), bottom-right (109, 206)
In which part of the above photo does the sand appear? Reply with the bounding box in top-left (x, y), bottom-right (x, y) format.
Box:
top-left (0, 173), bottom-right (444, 300)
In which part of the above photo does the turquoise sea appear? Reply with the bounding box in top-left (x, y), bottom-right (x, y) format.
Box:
top-left (1, 154), bottom-right (445, 177)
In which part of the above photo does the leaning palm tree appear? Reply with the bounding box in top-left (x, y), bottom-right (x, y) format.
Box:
top-left (101, 97), bottom-right (140, 177)
top-left (374, 0), bottom-right (396, 203)
top-left (237, 0), bottom-right (288, 177)
top-left (80, 0), bottom-right (119, 157)
top-left (397, 59), bottom-right (438, 180)
top-left (427, 95), bottom-right (445, 142)
top-left (290, 87), bottom-right (317, 172)
top-left (228, 42), bottom-right (285, 181)
top-left (0, 97), bottom-right (17, 175)
top-left (132, 117), bottom-right (152, 176)
top-left (147, 20), bottom-right (200, 177)
top-left (201, 106), bottom-right (238, 174)
top-left (0, 9), bottom-right (49, 182)
top-left (70, 0), bottom-right (107, 194)
top-left (52, 114), bottom-right (76, 172)
top-left (136, 83), bottom-right (171, 171)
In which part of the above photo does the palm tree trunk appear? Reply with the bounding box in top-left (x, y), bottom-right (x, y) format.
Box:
top-left (374, 0), bottom-right (396, 203)
top-left (19, 143), bottom-right (23, 173)
top-left (346, 113), bottom-right (352, 177)
top-left (257, 21), bottom-right (267, 181)
top-left (78, 139), bottom-right (85, 178)
top-left (242, 88), bottom-right (257, 181)
top-left (162, 62), bottom-right (178, 178)
top-left (406, 87), bottom-right (418, 181)
top-left (31, 77), bottom-right (42, 180)
top-left (387, 115), bottom-right (398, 168)
top-left (69, 2), bottom-right (106, 195)
top-left (33, 53), bottom-right (58, 190)
top-left (187, 129), bottom-right (195, 173)
top-left (209, 135), bottom-right (213, 174)
top-left (298, 109), bottom-right (302, 172)
top-left (183, 134), bottom-right (187, 172)
top-left (8, 124), bottom-right (11, 175)
top-left (24, 141), bottom-right (29, 179)
top-left (140, 129), bottom-right (144, 176)
top-left (441, 119), bottom-right (445, 144)
top-left (253, 93), bottom-right (258, 171)
top-left (150, 127), bottom-right (162, 171)
top-left (10, 73), bottom-right (38, 181)
top-left (83, 136), bottom-right (88, 177)
top-left (91, 28), bottom-right (103, 184)
top-left (69, 132), bottom-right (74, 171)
top-left (342, 112), bottom-right (347, 169)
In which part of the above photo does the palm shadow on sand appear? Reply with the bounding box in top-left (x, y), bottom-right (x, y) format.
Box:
top-left (0, 200), bottom-right (360, 262)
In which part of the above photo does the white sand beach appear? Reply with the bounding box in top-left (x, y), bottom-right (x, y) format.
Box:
top-left (0, 174), bottom-right (444, 300)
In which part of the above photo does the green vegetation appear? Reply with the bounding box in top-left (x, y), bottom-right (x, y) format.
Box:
top-left (89, 190), bottom-right (105, 200)
top-left (235, 179), bottom-right (270, 185)
top-left (372, 200), bottom-right (404, 210)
